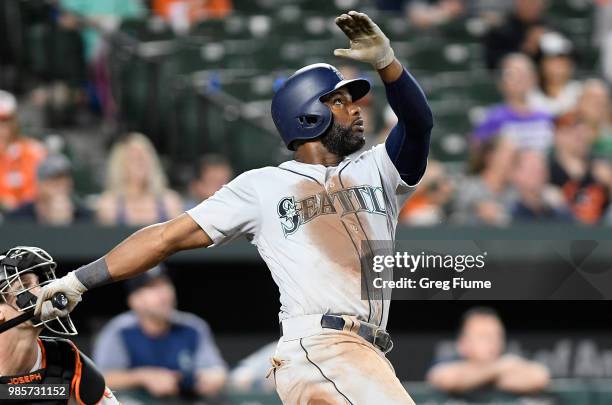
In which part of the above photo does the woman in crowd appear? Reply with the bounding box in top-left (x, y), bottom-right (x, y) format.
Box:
top-left (96, 132), bottom-right (183, 226)
top-left (452, 136), bottom-right (517, 226)
top-left (528, 32), bottom-right (582, 117)
top-left (472, 53), bottom-right (554, 152)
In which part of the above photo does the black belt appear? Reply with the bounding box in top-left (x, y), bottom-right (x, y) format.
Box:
top-left (280, 315), bottom-right (394, 354)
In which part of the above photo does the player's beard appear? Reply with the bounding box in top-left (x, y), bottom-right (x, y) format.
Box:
top-left (320, 120), bottom-right (366, 157)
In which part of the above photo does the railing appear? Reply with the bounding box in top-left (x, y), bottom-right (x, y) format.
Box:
top-left (0, 223), bottom-right (609, 262)
top-left (111, 380), bottom-right (612, 405)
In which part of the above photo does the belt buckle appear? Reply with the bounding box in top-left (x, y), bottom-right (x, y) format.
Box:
top-left (373, 329), bottom-right (393, 354)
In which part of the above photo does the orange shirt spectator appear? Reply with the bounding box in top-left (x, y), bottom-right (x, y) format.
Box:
top-left (549, 114), bottom-right (610, 224)
top-left (400, 161), bottom-right (453, 226)
top-left (0, 90), bottom-right (46, 211)
top-left (153, 0), bottom-right (232, 24)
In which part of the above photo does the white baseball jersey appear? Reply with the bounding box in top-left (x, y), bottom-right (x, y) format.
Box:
top-left (187, 143), bottom-right (416, 329)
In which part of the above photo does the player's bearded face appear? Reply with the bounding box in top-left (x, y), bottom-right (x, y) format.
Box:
top-left (320, 119), bottom-right (365, 157)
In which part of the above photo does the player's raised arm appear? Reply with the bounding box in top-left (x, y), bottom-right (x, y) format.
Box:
top-left (334, 11), bottom-right (433, 186)
top-left (34, 213), bottom-right (211, 319)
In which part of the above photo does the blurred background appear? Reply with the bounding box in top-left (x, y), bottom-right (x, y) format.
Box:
top-left (1, 0), bottom-right (612, 403)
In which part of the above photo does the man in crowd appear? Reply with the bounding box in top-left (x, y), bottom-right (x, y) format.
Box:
top-left (185, 154), bottom-right (233, 210)
top-left (511, 149), bottom-right (571, 222)
top-left (92, 265), bottom-right (227, 399)
top-left (549, 113), bottom-right (610, 224)
top-left (484, 0), bottom-right (550, 70)
top-left (427, 307), bottom-right (550, 394)
top-left (7, 154), bottom-right (92, 225)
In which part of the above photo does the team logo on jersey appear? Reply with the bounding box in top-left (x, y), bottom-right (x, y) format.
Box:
top-left (277, 185), bottom-right (387, 236)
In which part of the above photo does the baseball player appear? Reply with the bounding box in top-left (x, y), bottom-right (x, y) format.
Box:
top-left (0, 246), bottom-right (119, 404)
top-left (35, 11), bottom-right (433, 404)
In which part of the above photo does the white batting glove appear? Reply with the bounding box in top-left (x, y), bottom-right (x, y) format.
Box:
top-left (334, 11), bottom-right (395, 70)
top-left (34, 272), bottom-right (87, 320)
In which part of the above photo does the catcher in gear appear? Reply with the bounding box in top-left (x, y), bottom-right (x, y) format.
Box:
top-left (35, 11), bottom-right (433, 404)
top-left (0, 246), bottom-right (119, 404)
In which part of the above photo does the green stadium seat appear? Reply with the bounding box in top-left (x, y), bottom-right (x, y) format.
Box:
top-left (382, 18), bottom-right (419, 42)
top-left (548, 0), bottom-right (592, 19)
top-left (119, 18), bottom-right (175, 42)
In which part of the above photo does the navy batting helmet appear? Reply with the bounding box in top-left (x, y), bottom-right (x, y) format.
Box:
top-left (271, 63), bottom-right (370, 150)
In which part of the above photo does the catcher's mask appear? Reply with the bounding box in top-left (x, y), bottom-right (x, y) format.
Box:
top-left (0, 246), bottom-right (77, 335)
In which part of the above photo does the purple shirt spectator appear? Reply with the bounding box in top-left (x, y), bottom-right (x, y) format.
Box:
top-left (473, 105), bottom-right (554, 151)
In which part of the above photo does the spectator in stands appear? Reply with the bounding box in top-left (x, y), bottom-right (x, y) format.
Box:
top-left (578, 79), bottom-right (612, 193)
top-left (399, 160), bottom-right (453, 226)
top-left (484, 0), bottom-right (550, 70)
top-left (0, 90), bottom-right (46, 212)
top-left (153, 0), bottom-right (233, 34)
top-left (185, 154), bottom-right (233, 210)
top-left (473, 53), bottom-right (554, 152)
top-left (228, 341), bottom-right (278, 393)
top-left (427, 307), bottom-right (550, 394)
top-left (465, 1), bottom-right (514, 25)
top-left (452, 136), bottom-right (517, 226)
top-left (59, 0), bottom-right (146, 63)
top-left (408, 0), bottom-right (465, 30)
top-left (378, 0), bottom-right (491, 27)
top-left (578, 79), bottom-right (612, 151)
top-left (6, 154), bottom-right (92, 225)
top-left (593, 0), bottom-right (612, 84)
top-left (528, 32), bottom-right (582, 117)
top-left (58, 0), bottom-right (146, 118)
top-left (93, 266), bottom-right (227, 399)
top-left (510, 149), bottom-right (571, 223)
top-left (96, 133), bottom-right (183, 226)
top-left (549, 113), bottom-right (610, 225)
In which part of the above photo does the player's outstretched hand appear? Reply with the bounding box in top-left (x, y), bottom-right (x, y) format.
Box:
top-left (334, 10), bottom-right (395, 70)
top-left (34, 272), bottom-right (87, 320)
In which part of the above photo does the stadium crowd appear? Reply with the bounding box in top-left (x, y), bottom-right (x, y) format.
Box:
top-left (0, 0), bottom-right (612, 226)
top-left (1, 0), bottom-right (611, 229)
top-left (1, 0), bottom-right (609, 403)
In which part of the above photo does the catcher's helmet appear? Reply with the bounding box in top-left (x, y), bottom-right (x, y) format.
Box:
top-left (271, 63), bottom-right (370, 150)
top-left (0, 246), bottom-right (77, 335)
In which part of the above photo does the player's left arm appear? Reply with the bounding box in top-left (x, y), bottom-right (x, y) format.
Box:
top-left (34, 214), bottom-right (212, 320)
top-left (335, 11), bottom-right (433, 186)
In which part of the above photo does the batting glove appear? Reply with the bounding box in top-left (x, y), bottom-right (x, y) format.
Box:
top-left (34, 271), bottom-right (87, 320)
top-left (334, 11), bottom-right (395, 70)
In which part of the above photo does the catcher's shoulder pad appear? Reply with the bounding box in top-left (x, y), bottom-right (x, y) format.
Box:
top-left (41, 337), bottom-right (106, 405)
